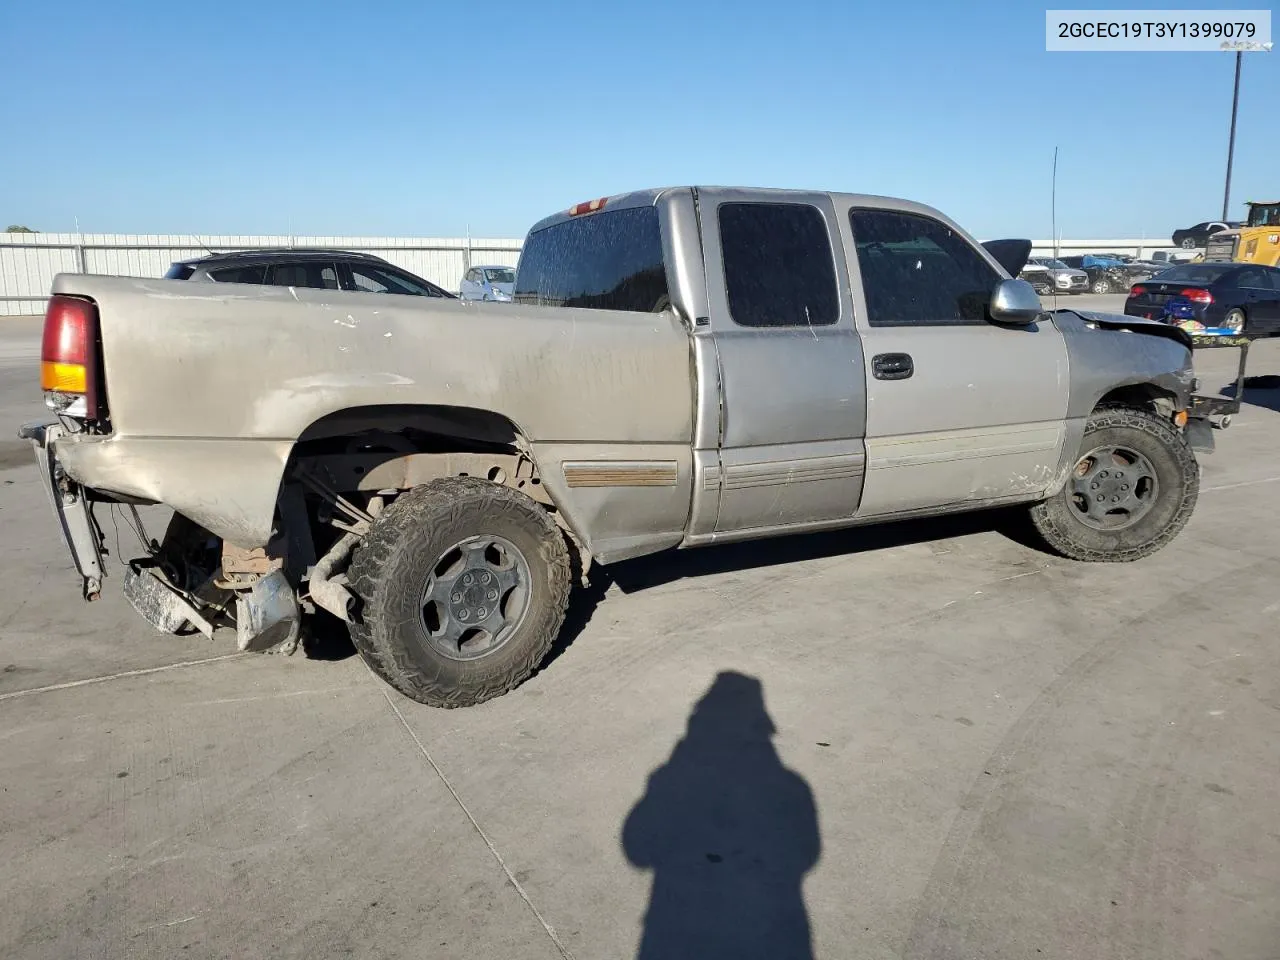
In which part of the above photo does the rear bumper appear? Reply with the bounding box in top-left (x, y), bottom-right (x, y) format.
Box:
top-left (19, 420), bottom-right (106, 600)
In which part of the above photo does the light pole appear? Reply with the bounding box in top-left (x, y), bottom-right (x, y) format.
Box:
top-left (1222, 51), bottom-right (1242, 222)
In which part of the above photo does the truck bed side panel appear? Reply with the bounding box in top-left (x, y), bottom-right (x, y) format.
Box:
top-left (49, 275), bottom-right (695, 551)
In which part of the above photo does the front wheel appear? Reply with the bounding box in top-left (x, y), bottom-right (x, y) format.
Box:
top-left (1030, 407), bottom-right (1198, 562)
top-left (1091, 277), bottom-right (1112, 294)
top-left (347, 477), bottom-right (572, 708)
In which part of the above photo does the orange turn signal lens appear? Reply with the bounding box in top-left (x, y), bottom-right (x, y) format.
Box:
top-left (1174, 410), bottom-right (1188, 427)
top-left (41, 360), bottom-right (87, 394)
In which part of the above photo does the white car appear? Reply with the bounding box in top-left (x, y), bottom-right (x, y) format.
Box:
top-left (1026, 257), bottom-right (1089, 294)
top-left (459, 265), bottom-right (516, 302)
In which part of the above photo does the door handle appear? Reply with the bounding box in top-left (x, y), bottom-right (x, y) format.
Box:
top-left (872, 353), bottom-right (913, 380)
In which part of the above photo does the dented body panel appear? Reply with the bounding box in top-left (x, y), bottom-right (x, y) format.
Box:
top-left (48, 273), bottom-right (694, 553)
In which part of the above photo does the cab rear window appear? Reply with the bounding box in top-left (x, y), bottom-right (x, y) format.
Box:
top-left (514, 206), bottom-right (670, 313)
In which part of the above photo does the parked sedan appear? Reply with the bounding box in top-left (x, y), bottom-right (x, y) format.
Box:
top-left (1026, 257), bottom-right (1089, 294)
top-left (1171, 221), bottom-right (1241, 250)
top-left (1124, 263), bottom-right (1280, 335)
top-left (459, 265), bottom-right (516, 302)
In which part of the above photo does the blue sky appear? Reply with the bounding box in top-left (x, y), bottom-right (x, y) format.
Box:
top-left (1, 0), bottom-right (1275, 240)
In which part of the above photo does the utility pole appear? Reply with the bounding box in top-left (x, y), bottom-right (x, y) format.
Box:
top-left (1051, 146), bottom-right (1059, 259)
top-left (1222, 51), bottom-right (1242, 221)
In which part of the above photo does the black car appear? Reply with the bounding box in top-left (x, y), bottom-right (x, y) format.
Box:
top-left (1124, 263), bottom-right (1280, 335)
top-left (1170, 221), bottom-right (1241, 250)
top-left (164, 249), bottom-right (455, 298)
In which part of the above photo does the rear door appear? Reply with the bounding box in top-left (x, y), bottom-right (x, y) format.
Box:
top-left (697, 189), bottom-right (867, 534)
top-left (838, 203), bottom-right (1069, 516)
top-left (460, 268), bottom-right (479, 299)
top-left (267, 261), bottom-right (341, 290)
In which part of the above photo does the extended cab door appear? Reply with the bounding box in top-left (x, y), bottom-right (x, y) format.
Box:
top-left (836, 202), bottom-right (1070, 516)
top-left (694, 190), bottom-right (867, 537)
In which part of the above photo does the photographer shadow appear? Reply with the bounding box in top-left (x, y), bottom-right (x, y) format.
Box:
top-left (622, 672), bottom-right (820, 959)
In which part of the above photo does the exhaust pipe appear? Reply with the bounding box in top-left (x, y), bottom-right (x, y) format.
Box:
top-left (308, 531), bottom-right (359, 622)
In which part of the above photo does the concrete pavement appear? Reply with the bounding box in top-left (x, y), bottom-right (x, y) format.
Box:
top-left (2, 309), bottom-right (1280, 959)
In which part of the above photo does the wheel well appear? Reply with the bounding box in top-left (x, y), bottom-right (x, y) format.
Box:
top-left (296, 404), bottom-right (526, 449)
top-left (1093, 383), bottom-right (1177, 416)
top-left (282, 404), bottom-right (548, 500)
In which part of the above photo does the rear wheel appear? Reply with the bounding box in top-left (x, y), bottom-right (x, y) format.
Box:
top-left (1223, 307), bottom-right (1247, 334)
top-left (348, 477), bottom-right (572, 708)
top-left (1030, 407), bottom-right (1198, 562)
top-left (1181, 237), bottom-right (1198, 249)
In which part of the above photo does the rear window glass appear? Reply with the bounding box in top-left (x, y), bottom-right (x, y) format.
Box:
top-left (514, 206), bottom-right (670, 312)
top-left (1152, 264), bottom-right (1234, 283)
top-left (209, 265), bottom-right (268, 284)
top-left (719, 202), bottom-right (838, 328)
top-left (164, 263), bottom-right (196, 280)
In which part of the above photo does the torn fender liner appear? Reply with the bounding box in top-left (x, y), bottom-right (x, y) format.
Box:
top-left (235, 570), bottom-right (301, 654)
top-left (123, 563), bottom-right (215, 638)
top-left (1059, 309), bottom-right (1193, 348)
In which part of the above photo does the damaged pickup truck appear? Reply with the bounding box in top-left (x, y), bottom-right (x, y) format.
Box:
top-left (23, 187), bottom-right (1205, 708)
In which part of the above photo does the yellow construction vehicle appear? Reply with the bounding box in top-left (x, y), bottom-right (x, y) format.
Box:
top-left (1204, 200), bottom-right (1280, 264)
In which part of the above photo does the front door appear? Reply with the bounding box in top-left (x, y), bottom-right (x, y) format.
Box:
top-left (1236, 266), bottom-right (1280, 333)
top-left (698, 190), bottom-right (867, 534)
top-left (836, 204), bottom-right (1070, 517)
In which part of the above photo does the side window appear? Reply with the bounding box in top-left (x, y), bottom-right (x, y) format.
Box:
top-left (514, 206), bottom-right (670, 313)
top-left (718, 202), bottom-right (838, 328)
top-left (208, 265), bottom-right (267, 284)
top-left (349, 263), bottom-right (440, 297)
top-left (269, 262), bottom-right (340, 289)
top-left (1236, 267), bottom-right (1267, 288)
top-left (850, 208), bottom-right (1000, 327)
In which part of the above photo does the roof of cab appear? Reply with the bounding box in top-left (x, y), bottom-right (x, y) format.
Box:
top-left (524, 186), bottom-right (952, 237)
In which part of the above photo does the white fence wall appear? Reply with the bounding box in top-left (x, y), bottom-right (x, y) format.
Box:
top-left (0, 234), bottom-right (523, 315)
top-left (1, 233), bottom-right (1180, 316)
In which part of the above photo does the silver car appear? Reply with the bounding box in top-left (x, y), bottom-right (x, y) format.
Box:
top-left (459, 265), bottom-right (516, 301)
top-left (1027, 257), bottom-right (1089, 294)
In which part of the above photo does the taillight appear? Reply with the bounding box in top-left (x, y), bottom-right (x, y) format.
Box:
top-left (568, 197), bottom-right (608, 216)
top-left (41, 295), bottom-right (103, 419)
top-left (1180, 288), bottom-right (1213, 305)
top-left (1130, 285), bottom-right (1147, 297)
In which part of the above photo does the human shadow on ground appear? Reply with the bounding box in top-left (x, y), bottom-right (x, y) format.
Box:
top-left (622, 671), bottom-right (820, 960)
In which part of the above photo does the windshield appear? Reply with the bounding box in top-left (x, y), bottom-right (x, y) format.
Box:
top-left (1153, 264), bottom-right (1234, 283)
top-left (484, 268), bottom-right (516, 284)
top-left (1247, 204), bottom-right (1280, 227)
top-left (1043, 259), bottom-right (1068, 269)
top-left (164, 263), bottom-right (196, 280)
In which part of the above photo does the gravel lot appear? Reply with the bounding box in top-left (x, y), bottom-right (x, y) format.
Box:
top-left (2, 301), bottom-right (1279, 959)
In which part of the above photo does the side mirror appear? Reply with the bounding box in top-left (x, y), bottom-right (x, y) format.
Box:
top-left (989, 278), bottom-right (1044, 324)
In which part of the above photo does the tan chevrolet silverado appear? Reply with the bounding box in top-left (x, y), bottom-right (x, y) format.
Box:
top-left (23, 187), bottom-right (1207, 708)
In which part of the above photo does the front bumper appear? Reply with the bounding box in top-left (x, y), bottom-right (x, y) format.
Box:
top-left (19, 420), bottom-right (106, 600)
